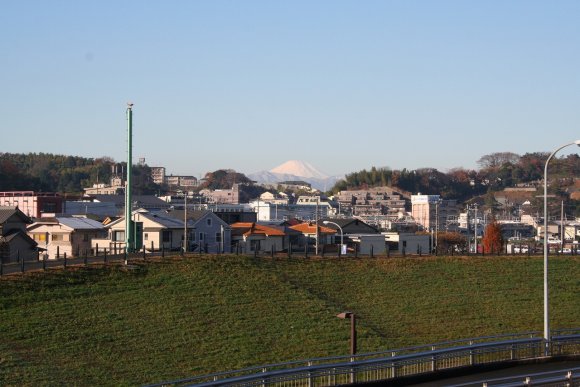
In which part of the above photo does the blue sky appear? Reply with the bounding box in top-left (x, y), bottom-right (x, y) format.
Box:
top-left (1, 1), bottom-right (579, 178)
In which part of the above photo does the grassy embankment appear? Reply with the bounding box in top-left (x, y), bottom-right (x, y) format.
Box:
top-left (0, 254), bottom-right (578, 386)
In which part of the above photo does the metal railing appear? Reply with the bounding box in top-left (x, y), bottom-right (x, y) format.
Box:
top-left (448, 367), bottom-right (580, 386)
top-left (145, 330), bottom-right (580, 387)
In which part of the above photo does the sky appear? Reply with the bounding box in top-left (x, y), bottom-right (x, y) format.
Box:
top-left (1, 1), bottom-right (579, 179)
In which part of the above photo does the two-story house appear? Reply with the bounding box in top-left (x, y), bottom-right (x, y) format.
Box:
top-left (0, 206), bottom-right (37, 263)
top-left (28, 216), bottom-right (106, 259)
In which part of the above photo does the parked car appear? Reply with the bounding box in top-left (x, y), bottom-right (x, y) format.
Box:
top-left (558, 248), bottom-right (572, 254)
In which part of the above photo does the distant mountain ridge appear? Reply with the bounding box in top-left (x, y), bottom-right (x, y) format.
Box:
top-left (248, 160), bottom-right (342, 191)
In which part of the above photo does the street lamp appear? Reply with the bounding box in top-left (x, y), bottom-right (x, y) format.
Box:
top-left (336, 311), bottom-right (357, 355)
top-left (543, 140), bottom-right (580, 352)
top-left (323, 220), bottom-right (344, 252)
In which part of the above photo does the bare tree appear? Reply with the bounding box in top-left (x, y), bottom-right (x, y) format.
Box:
top-left (477, 152), bottom-right (520, 169)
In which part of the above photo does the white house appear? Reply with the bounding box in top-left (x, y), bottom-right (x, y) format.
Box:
top-left (28, 216), bottom-right (106, 259)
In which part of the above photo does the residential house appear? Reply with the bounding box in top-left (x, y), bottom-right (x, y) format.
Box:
top-left (92, 209), bottom-right (185, 254)
top-left (28, 216), bottom-right (106, 259)
top-left (0, 206), bottom-right (37, 263)
top-left (92, 208), bottom-right (231, 254)
top-left (383, 232), bottom-right (431, 255)
top-left (319, 218), bottom-right (378, 235)
top-left (289, 222), bottom-right (335, 249)
top-left (230, 222), bottom-right (287, 253)
top-left (165, 210), bottom-right (231, 253)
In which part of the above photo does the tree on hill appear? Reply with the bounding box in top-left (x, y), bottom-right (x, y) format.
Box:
top-left (477, 152), bottom-right (520, 169)
top-left (482, 218), bottom-right (504, 254)
top-left (200, 169), bottom-right (254, 190)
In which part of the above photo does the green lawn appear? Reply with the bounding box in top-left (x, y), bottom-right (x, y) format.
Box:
top-left (0, 255), bottom-right (578, 386)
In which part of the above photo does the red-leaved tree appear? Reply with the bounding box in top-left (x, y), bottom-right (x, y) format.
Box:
top-left (482, 218), bottom-right (503, 254)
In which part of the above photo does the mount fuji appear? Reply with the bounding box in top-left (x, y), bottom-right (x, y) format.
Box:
top-left (248, 160), bottom-right (343, 191)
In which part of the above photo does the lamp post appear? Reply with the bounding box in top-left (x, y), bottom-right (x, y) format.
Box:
top-left (543, 140), bottom-right (580, 352)
top-left (336, 311), bottom-right (356, 355)
top-left (323, 220), bottom-right (344, 253)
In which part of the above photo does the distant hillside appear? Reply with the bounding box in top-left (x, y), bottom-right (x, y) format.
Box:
top-left (330, 152), bottom-right (580, 208)
top-left (0, 152), bottom-right (159, 194)
top-left (199, 169), bottom-right (254, 190)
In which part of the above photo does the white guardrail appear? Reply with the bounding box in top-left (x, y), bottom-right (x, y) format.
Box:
top-left (145, 330), bottom-right (580, 387)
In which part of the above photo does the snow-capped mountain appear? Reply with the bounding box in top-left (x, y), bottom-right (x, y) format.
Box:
top-left (248, 160), bottom-right (343, 191)
top-left (270, 160), bottom-right (328, 179)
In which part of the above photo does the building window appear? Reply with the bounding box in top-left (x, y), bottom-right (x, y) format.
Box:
top-left (207, 218), bottom-right (212, 226)
top-left (216, 232), bottom-right (221, 243)
top-left (144, 233), bottom-right (148, 240)
top-left (162, 230), bottom-right (171, 243)
top-left (52, 234), bottom-right (64, 241)
top-left (113, 231), bottom-right (125, 241)
top-left (43, 203), bottom-right (57, 213)
top-left (199, 232), bottom-right (204, 241)
top-left (83, 233), bottom-right (89, 242)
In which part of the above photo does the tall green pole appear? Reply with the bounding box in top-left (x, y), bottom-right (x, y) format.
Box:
top-left (125, 103), bottom-right (134, 253)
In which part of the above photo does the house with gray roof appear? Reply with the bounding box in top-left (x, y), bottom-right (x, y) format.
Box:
top-left (91, 209), bottom-right (231, 254)
top-left (165, 210), bottom-right (231, 253)
top-left (0, 206), bottom-right (38, 263)
top-left (28, 216), bottom-right (106, 259)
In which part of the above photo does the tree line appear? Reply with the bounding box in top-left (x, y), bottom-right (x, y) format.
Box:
top-left (330, 152), bottom-right (580, 202)
top-left (0, 153), bottom-right (160, 195)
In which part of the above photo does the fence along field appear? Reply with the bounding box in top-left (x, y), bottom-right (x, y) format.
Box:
top-left (0, 254), bottom-right (578, 386)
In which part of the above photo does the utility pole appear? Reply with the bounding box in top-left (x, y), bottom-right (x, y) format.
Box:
top-left (473, 204), bottom-right (478, 254)
top-left (466, 205), bottom-right (471, 253)
top-left (125, 103), bottom-right (134, 254)
top-left (315, 197), bottom-right (319, 255)
top-left (184, 193), bottom-right (188, 253)
top-left (435, 199), bottom-right (440, 254)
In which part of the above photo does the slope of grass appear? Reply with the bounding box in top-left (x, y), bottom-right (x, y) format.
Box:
top-left (0, 255), bottom-right (578, 386)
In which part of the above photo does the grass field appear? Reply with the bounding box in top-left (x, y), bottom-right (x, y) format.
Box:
top-left (0, 254), bottom-right (578, 386)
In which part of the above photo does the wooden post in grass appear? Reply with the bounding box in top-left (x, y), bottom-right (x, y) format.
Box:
top-left (64, 252), bottom-right (67, 268)
top-left (56, 246), bottom-right (60, 259)
top-left (104, 249), bottom-right (108, 264)
top-left (19, 251), bottom-right (24, 273)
